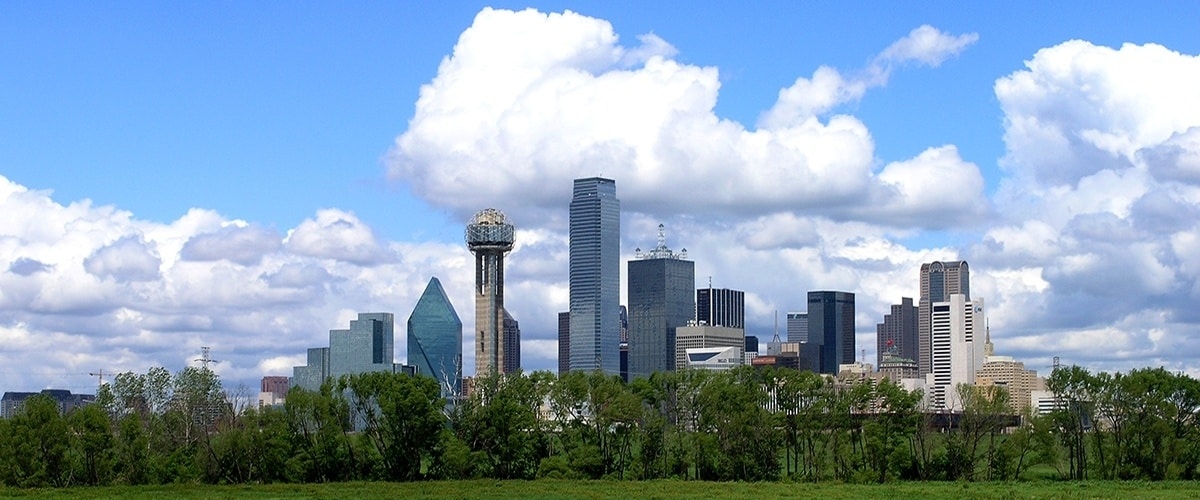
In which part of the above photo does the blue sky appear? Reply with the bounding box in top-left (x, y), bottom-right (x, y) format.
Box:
top-left (2, 2), bottom-right (1200, 393)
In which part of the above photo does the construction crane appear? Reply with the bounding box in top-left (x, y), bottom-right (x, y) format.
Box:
top-left (88, 369), bottom-right (108, 388)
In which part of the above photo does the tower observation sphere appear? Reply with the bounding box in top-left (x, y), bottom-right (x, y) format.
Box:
top-left (466, 208), bottom-right (515, 375)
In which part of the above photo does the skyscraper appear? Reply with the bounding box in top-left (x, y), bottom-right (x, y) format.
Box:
top-left (919, 260), bottom-right (970, 376)
top-left (696, 286), bottom-right (745, 329)
top-left (557, 311), bottom-right (570, 376)
top-left (786, 312), bottom-right (808, 343)
top-left (627, 224), bottom-right (695, 378)
top-left (329, 312), bottom-right (395, 380)
top-left (408, 277), bottom-right (463, 400)
top-left (807, 291), bottom-right (855, 374)
top-left (502, 310), bottom-right (520, 374)
top-left (876, 297), bottom-right (918, 368)
top-left (927, 294), bottom-right (985, 411)
top-left (292, 312), bottom-right (405, 392)
top-left (568, 177), bottom-right (620, 374)
top-left (466, 208), bottom-right (515, 376)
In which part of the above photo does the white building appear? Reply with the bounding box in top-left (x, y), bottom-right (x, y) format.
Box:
top-left (675, 323), bottom-right (744, 370)
top-left (925, 294), bottom-right (985, 411)
top-left (684, 346), bottom-right (742, 371)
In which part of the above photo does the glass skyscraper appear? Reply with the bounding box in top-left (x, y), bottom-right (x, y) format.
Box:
top-left (292, 312), bottom-right (399, 392)
top-left (502, 310), bottom-right (520, 374)
top-left (807, 291), bottom-right (855, 374)
top-left (408, 277), bottom-right (463, 399)
top-left (696, 287), bottom-right (745, 329)
top-left (568, 177), bottom-right (620, 374)
top-left (627, 225), bottom-right (694, 378)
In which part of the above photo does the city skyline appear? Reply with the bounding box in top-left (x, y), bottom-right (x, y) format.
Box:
top-left (2, 4), bottom-right (1199, 393)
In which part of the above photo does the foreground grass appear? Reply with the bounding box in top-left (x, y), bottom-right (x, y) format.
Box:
top-left (6, 479), bottom-right (1200, 499)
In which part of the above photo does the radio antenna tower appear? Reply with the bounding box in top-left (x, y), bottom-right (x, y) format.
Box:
top-left (195, 346), bottom-right (219, 370)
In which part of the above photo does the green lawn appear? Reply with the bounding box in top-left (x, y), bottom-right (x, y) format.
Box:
top-left (6, 480), bottom-right (1200, 499)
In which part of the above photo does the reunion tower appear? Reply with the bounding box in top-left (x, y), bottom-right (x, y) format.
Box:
top-left (466, 208), bottom-right (515, 376)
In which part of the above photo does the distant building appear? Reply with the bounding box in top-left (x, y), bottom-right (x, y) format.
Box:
top-left (879, 345), bottom-right (919, 380)
top-left (569, 177), bottom-right (621, 374)
top-left (503, 310), bottom-right (521, 374)
top-left (619, 305), bottom-right (629, 382)
top-left (628, 224), bottom-right (694, 379)
top-left (807, 291), bottom-right (855, 375)
top-left (877, 297), bottom-right (918, 368)
top-left (408, 277), bottom-right (463, 401)
top-left (974, 328), bottom-right (1045, 415)
top-left (684, 346), bottom-right (742, 371)
top-left (557, 312), bottom-right (570, 376)
top-left (1, 389), bottom-right (94, 418)
top-left (786, 312), bottom-right (808, 343)
top-left (926, 294), bottom-right (985, 411)
top-left (919, 261), bottom-right (969, 376)
top-left (836, 362), bottom-right (880, 384)
top-left (674, 322), bottom-right (744, 370)
top-left (259, 376), bottom-right (289, 407)
top-left (292, 312), bottom-right (412, 392)
top-left (744, 336), bottom-right (760, 365)
top-left (696, 287), bottom-right (745, 329)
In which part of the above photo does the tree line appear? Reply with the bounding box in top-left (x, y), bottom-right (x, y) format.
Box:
top-left (1, 364), bottom-right (1198, 487)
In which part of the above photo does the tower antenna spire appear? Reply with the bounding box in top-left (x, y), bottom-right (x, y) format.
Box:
top-left (195, 346), bottom-right (219, 370)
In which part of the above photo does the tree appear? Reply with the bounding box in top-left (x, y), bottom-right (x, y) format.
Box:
top-left (453, 371), bottom-right (548, 479)
top-left (342, 371), bottom-right (446, 481)
top-left (861, 379), bottom-right (921, 483)
top-left (68, 405), bottom-right (115, 485)
top-left (956, 383), bottom-right (1012, 480)
top-left (1047, 365), bottom-right (1096, 480)
top-left (5, 395), bottom-right (71, 486)
top-left (284, 382), bottom-right (358, 482)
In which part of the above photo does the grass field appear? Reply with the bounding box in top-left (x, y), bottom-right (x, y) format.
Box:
top-left (5, 480), bottom-right (1200, 499)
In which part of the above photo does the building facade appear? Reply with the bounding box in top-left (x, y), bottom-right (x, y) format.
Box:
top-left (683, 346), bottom-right (743, 371)
top-left (786, 312), bottom-right (809, 343)
top-left (926, 294), bottom-right (985, 411)
top-left (807, 291), bottom-right (855, 375)
top-left (919, 260), bottom-right (969, 376)
top-left (876, 297), bottom-right (918, 368)
top-left (1, 389), bottom-right (94, 418)
top-left (259, 376), bottom-right (289, 406)
top-left (293, 312), bottom-right (409, 392)
top-left (568, 177), bottom-right (621, 374)
top-left (503, 310), bottom-right (520, 374)
top-left (627, 224), bottom-right (694, 378)
top-left (408, 277), bottom-right (463, 400)
top-left (466, 208), bottom-right (515, 376)
top-left (674, 323), bottom-right (744, 370)
top-left (557, 311), bottom-right (570, 376)
top-left (696, 287), bottom-right (745, 329)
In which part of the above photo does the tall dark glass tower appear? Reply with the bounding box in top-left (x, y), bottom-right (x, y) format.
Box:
top-left (918, 260), bottom-right (969, 376)
top-left (466, 208), bottom-right (515, 376)
top-left (568, 177), bottom-right (620, 374)
top-left (628, 224), bottom-right (694, 378)
top-left (557, 311), bottom-right (570, 376)
top-left (502, 310), bottom-right (520, 374)
top-left (807, 291), bottom-right (855, 374)
top-left (696, 287), bottom-right (744, 329)
top-left (408, 277), bottom-right (463, 400)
